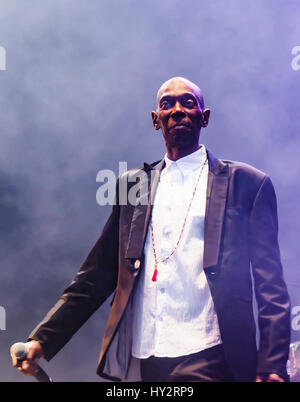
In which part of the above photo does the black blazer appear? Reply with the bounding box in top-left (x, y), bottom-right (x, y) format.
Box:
top-left (29, 149), bottom-right (291, 381)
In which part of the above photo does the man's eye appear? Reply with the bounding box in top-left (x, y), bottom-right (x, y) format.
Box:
top-left (183, 99), bottom-right (196, 108)
top-left (160, 101), bottom-right (172, 109)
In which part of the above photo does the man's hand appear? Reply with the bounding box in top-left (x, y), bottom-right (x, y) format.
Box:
top-left (11, 340), bottom-right (44, 376)
top-left (255, 373), bottom-right (285, 382)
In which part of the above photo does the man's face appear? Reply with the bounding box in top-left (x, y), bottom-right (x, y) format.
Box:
top-left (152, 78), bottom-right (209, 151)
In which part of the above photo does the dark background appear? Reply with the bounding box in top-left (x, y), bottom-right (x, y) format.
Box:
top-left (0, 0), bottom-right (300, 381)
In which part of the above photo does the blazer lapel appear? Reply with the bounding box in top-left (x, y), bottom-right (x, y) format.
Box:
top-left (203, 149), bottom-right (229, 269)
top-left (125, 159), bottom-right (165, 260)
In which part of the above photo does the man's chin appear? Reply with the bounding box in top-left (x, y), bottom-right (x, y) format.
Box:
top-left (169, 126), bottom-right (192, 134)
top-left (167, 130), bottom-right (191, 144)
top-left (168, 130), bottom-right (193, 142)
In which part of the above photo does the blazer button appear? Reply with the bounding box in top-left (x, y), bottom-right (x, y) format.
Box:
top-left (207, 269), bottom-right (218, 278)
top-left (130, 259), bottom-right (141, 276)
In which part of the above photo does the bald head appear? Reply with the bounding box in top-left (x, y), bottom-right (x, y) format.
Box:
top-left (156, 76), bottom-right (205, 111)
top-left (152, 76), bottom-right (210, 161)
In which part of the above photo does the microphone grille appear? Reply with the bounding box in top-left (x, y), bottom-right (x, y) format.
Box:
top-left (10, 342), bottom-right (27, 360)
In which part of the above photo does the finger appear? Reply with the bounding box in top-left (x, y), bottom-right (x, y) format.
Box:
top-left (266, 373), bottom-right (284, 382)
top-left (26, 341), bottom-right (43, 361)
top-left (11, 355), bottom-right (19, 367)
top-left (13, 358), bottom-right (23, 368)
top-left (21, 360), bottom-right (39, 375)
top-left (17, 365), bottom-right (31, 376)
top-left (26, 341), bottom-right (37, 360)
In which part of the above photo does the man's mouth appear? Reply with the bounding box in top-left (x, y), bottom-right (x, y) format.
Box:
top-left (170, 123), bottom-right (191, 129)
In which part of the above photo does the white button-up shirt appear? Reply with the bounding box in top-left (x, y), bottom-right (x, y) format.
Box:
top-left (132, 145), bottom-right (222, 358)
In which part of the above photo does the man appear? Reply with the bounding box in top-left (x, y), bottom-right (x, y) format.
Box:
top-left (12, 77), bottom-right (290, 382)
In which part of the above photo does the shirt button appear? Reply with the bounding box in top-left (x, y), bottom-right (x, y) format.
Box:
top-left (163, 227), bottom-right (171, 237)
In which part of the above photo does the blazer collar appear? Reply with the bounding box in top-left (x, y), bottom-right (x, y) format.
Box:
top-left (125, 158), bottom-right (164, 260)
top-left (203, 149), bottom-right (229, 268)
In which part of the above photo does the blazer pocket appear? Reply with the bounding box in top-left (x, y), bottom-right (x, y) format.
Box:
top-left (225, 206), bottom-right (248, 215)
top-left (223, 206), bottom-right (249, 253)
top-left (224, 206), bottom-right (249, 230)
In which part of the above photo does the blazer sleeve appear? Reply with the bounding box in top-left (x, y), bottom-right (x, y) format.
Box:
top-left (28, 195), bottom-right (120, 361)
top-left (249, 175), bottom-right (291, 380)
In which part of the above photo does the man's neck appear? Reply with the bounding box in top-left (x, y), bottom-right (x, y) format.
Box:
top-left (166, 144), bottom-right (201, 161)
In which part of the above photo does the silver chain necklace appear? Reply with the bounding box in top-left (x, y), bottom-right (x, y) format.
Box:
top-left (150, 156), bottom-right (208, 281)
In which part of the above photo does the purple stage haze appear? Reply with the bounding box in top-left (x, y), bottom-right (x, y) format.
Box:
top-left (0, 0), bottom-right (300, 381)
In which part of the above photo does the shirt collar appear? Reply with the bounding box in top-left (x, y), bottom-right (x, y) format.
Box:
top-left (164, 145), bottom-right (207, 172)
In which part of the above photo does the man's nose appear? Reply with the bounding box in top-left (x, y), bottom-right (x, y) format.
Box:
top-left (171, 101), bottom-right (186, 117)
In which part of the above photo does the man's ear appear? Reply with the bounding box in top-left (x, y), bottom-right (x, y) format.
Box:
top-left (201, 108), bottom-right (210, 127)
top-left (151, 111), bottom-right (160, 130)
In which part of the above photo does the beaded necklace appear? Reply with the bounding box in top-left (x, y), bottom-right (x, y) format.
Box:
top-left (150, 156), bottom-right (208, 281)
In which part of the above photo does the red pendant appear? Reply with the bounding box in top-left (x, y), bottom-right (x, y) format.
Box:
top-left (152, 266), bottom-right (158, 282)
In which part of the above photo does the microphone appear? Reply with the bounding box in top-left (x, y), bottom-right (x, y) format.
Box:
top-left (10, 342), bottom-right (52, 382)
